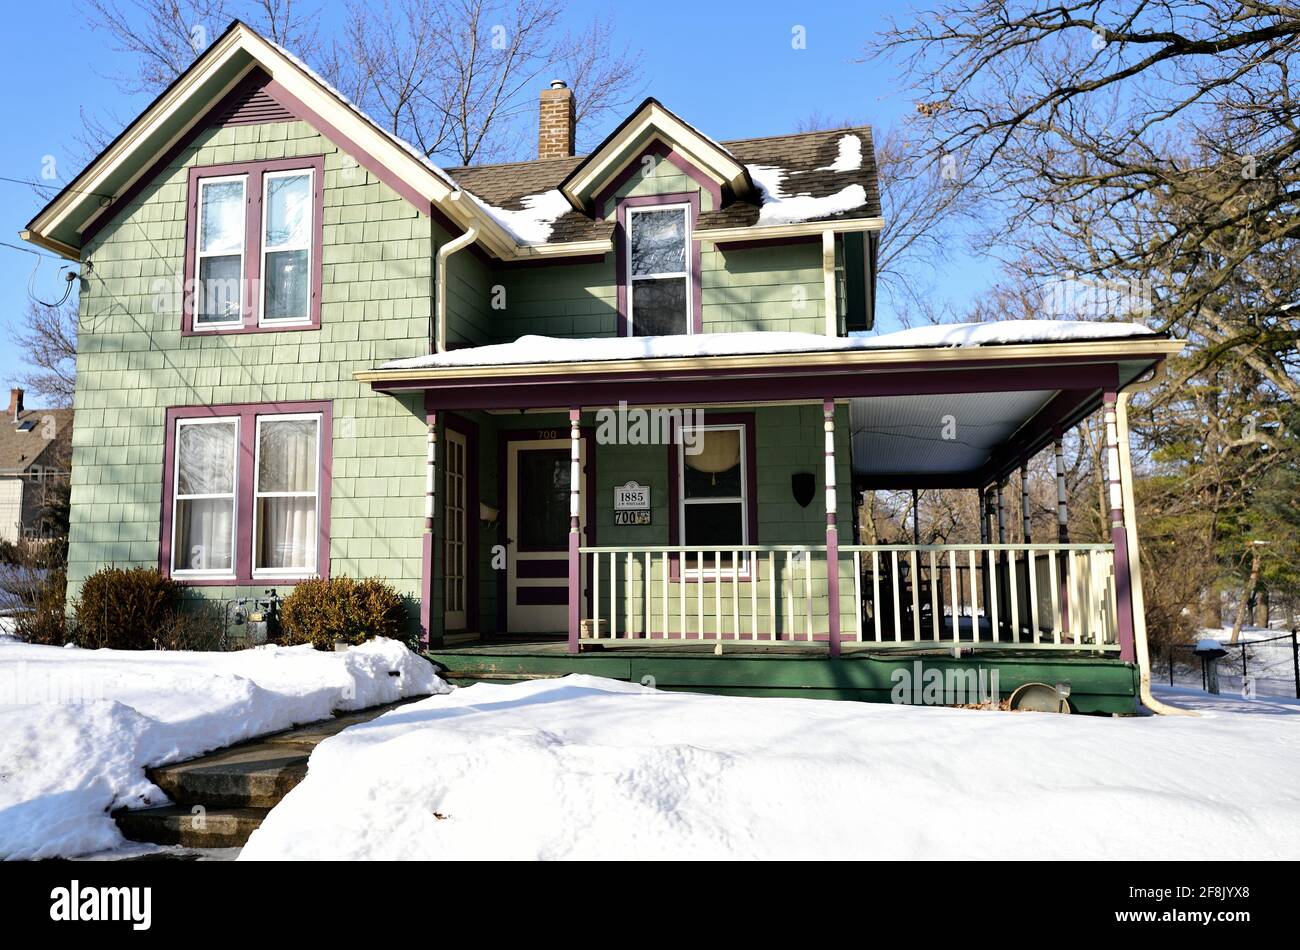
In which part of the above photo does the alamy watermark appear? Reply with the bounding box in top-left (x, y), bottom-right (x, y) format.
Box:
top-left (595, 401), bottom-right (704, 455)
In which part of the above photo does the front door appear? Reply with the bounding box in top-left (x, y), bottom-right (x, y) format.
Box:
top-left (506, 437), bottom-right (585, 633)
top-left (443, 427), bottom-right (468, 631)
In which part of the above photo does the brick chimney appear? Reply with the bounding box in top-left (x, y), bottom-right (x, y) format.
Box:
top-left (538, 80), bottom-right (575, 159)
top-left (8, 388), bottom-right (22, 423)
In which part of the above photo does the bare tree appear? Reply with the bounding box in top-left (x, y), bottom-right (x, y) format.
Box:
top-left (11, 301), bottom-right (78, 407)
top-left (872, 1), bottom-right (1300, 385)
top-left (77, 0), bottom-right (642, 167)
top-left (796, 115), bottom-right (976, 318)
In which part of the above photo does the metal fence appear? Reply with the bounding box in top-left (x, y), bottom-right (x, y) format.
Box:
top-left (1154, 631), bottom-right (1300, 699)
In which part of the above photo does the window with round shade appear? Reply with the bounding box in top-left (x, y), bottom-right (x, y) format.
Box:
top-left (680, 424), bottom-right (748, 573)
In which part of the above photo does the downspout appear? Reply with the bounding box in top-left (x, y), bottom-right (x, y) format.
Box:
top-left (1117, 367), bottom-right (1196, 716)
top-left (434, 200), bottom-right (479, 353)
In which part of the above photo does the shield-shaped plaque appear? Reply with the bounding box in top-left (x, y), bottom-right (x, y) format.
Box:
top-left (791, 472), bottom-right (816, 508)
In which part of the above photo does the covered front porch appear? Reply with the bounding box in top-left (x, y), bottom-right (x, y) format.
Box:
top-left (357, 327), bottom-right (1183, 683)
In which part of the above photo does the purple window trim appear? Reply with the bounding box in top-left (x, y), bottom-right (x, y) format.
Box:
top-left (443, 413), bottom-right (480, 633)
top-left (666, 412), bottom-right (759, 582)
top-left (616, 192), bottom-right (704, 337)
top-left (591, 140), bottom-right (724, 213)
top-left (181, 154), bottom-right (326, 336)
top-left (159, 400), bottom-right (332, 586)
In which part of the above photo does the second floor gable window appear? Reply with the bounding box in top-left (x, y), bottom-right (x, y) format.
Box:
top-left (184, 156), bottom-right (323, 335)
top-left (628, 204), bottom-right (690, 336)
top-left (196, 177), bottom-right (246, 328)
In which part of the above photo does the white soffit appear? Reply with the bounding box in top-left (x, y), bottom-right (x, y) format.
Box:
top-left (850, 390), bottom-right (1058, 476)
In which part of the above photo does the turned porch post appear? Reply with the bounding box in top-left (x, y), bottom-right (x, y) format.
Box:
top-left (421, 412), bottom-right (438, 647)
top-left (1104, 392), bottom-right (1137, 661)
top-left (567, 408), bottom-right (582, 654)
top-left (1020, 462), bottom-right (1032, 543)
top-left (1054, 436), bottom-right (1069, 543)
top-left (1054, 433), bottom-right (1071, 633)
top-left (824, 398), bottom-right (841, 657)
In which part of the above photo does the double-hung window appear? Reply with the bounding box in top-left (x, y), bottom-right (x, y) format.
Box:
top-left (253, 414), bottom-right (321, 575)
top-left (164, 403), bottom-right (330, 583)
top-left (171, 417), bottom-right (239, 576)
top-left (261, 170), bottom-right (314, 325)
top-left (678, 423), bottom-right (749, 577)
top-left (195, 177), bottom-right (247, 329)
top-left (627, 204), bottom-right (691, 336)
top-left (185, 157), bottom-right (322, 333)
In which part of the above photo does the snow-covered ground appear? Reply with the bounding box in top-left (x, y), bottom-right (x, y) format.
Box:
top-left (240, 675), bottom-right (1300, 861)
top-left (0, 637), bottom-right (446, 860)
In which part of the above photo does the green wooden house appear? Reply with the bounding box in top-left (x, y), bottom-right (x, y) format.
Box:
top-left (23, 21), bottom-right (1183, 712)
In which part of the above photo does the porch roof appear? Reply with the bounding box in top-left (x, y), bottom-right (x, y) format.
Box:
top-left (356, 322), bottom-right (1184, 486)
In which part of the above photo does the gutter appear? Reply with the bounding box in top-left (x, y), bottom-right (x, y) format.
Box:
top-left (433, 203), bottom-right (479, 353)
top-left (1116, 365), bottom-right (1196, 716)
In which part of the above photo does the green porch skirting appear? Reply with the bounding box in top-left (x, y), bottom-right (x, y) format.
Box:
top-left (423, 643), bottom-right (1140, 715)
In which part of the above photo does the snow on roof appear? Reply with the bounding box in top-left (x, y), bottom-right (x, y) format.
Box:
top-left (464, 188), bottom-right (573, 245)
top-left (380, 320), bottom-right (1157, 371)
top-left (817, 134), bottom-right (864, 172)
top-left (747, 163), bottom-right (869, 225)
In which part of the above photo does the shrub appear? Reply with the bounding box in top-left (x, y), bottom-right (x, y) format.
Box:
top-left (72, 567), bottom-right (183, 650)
top-left (10, 567), bottom-right (68, 646)
top-left (279, 576), bottom-right (411, 650)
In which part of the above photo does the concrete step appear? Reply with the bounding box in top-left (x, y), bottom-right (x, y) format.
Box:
top-left (147, 744), bottom-right (310, 809)
top-left (115, 805), bottom-right (269, 849)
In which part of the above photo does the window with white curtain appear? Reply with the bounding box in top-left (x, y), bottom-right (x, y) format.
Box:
top-left (678, 423), bottom-right (748, 576)
top-left (253, 414), bottom-right (320, 575)
top-left (195, 176), bottom-right (246, 328)
top-left (627, 204), bottom-right (690, 336)
top-left (261, 170), bottom-right (313, 325)
top-left (172, 418), bottom-right (238, 575)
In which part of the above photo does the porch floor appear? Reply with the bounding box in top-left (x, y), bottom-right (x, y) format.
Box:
top-left (425, 634), bottom-right (1139, 714)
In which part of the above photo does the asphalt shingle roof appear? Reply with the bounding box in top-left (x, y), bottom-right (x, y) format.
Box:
top-left (0, 408), bottom-right (73, 474)
top-left (444, 126), bottom-right (880, 244)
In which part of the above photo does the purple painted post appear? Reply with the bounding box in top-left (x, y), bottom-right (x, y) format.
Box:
top-left (1104, 392), bottom-right (1137, 661)
top-left (567, 408), bottom-right (582, 655)
top-left (824, 399), bottom-right (841, 658)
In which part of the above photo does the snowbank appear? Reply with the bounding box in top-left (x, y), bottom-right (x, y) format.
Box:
top-left (240, 675), bottom-right (1300, 861)
top-left (0, 638), bottom-right (446, 860)
top-left (382, 320), bottom-right (1157, 371)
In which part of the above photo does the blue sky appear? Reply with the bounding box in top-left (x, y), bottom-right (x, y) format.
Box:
top-left (0, 0), bottom-right (995, 398)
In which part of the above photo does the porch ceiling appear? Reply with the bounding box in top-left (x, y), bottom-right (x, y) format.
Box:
top-left (850, 390), bottom-right (1058, 483)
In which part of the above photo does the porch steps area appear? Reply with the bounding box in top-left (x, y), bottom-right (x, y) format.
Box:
top-left (114, 700), bottom-right (418, 849)
top-left (426, 639), bottom-right (1141, 714)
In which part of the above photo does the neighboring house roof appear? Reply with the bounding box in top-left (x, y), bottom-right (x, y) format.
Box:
top-left (22, 20), bottom-right (882, 262)
top-left (0, 409), bottom-right (73, 476)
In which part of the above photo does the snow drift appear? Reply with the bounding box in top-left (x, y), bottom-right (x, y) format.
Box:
top-left (241, 675), bottom-right (1300, 861)
top-left (0, 637), bottom-right (446, 860)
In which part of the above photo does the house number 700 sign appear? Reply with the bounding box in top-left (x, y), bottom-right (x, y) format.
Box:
top-left (613, 481), bottom-right (651, 525)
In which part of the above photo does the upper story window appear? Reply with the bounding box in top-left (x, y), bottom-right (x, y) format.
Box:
top-left (195, 177), bottom-right (247, 329)
top-left (184, 156), bottom-right (324, 335)
top-left (262, 171), bottom-right (314, 324)
top-left (627, 204), bottom-right (690, 336)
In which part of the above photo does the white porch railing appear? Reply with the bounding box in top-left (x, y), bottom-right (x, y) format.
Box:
top-left (841, 543), bottom-right (1118, 651)
top-left (578, 542), bottom-right (1118, 651)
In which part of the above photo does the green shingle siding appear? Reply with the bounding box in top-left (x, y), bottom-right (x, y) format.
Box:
top-left (70, 119), bottom-right (432, 623)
